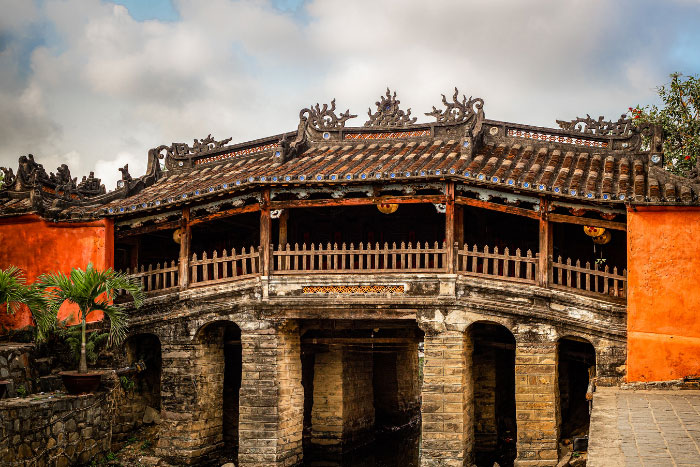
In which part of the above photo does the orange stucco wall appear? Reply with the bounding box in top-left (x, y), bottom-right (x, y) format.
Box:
top-left (0, 214), bottom-right (113, 330)
top-left (627, 206), bottom-right (700, 382)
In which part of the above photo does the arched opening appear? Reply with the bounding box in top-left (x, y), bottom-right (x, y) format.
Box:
top-left (470, 322), bottom-right (517, 467)
top-left (113, 334), bottom-right (162, 449)
top-left (558, 337), bottom-right (596, 443)
top-left (300, 320), bottom-right (423, 465)
top-left (195, 321), bottom-right (242, 463)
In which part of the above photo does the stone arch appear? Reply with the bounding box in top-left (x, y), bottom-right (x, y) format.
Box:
top-left (557, 335), bottom-right (596, 443)
top-left (194, 319), bottom-right (242, 461)
top-left (112, 333), bottom-right (162, 449)
top-left (467, 320), bottom-right (518, 466)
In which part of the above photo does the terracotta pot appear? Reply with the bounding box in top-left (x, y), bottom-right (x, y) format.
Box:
top-left (59, 370), bottom-right (103, 394)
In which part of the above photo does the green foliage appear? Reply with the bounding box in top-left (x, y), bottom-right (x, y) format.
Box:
top-left (38, 263), bottom-right (144, 372)
top-left (140, 440), bottom-right (152, 451)
top-left (16, 384), bottom-right (27, 397)
top-left (120, 375), bottom-right (135, 391)
top-left (632, 72), bottom-right (700, 175)
top-left (65, 326), bottom-right (108, 364)
top-left (0, 266), bottom-right (51, 341)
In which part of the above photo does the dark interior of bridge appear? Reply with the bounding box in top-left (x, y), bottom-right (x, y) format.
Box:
top-left (558, 338), bottom-right (596, 442)
top-left (471, 322), bottom-right (517, 467)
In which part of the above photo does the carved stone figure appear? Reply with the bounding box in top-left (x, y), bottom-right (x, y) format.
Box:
top-left (300, 99), bottom-right (357, 130)
top-left (119, 164), bottom-right (133, 183)
top-left (556, 114), bottom-right (635, 136)
top-left (425, 88), bottom-right (484, 125)
top-left (365, 88), bottom-right (417, 127)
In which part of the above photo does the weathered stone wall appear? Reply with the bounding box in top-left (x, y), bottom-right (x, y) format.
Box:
top-left (514, 336), bottom-right (559, 466)
top-left (0, 391), bottom-right (113, 466)
top-left (112, 334), bottom-right (162, 449)
top-left (0, 343), bottom-right (35, 396)
top-left (473, 343), bottom-right (497, 452)
top-left (421, 331), bottom-right (473, 467)
top-left (342, 349), bottom-right (375, 443)
top-left (374, 345), bottom-right (421, 428)
top-left (156, 332), bottom-right (224, 463)
top-left (239, 324), bottom-right (304, 466)
top-left (311, 346), bottom-right (375, 451)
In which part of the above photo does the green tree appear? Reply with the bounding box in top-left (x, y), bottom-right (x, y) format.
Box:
top-left (631, 73), bottom-right (700, 175)
top-left (0, 266), bottom-right (50, 340)
top-left (38, 264), bottom-right (144, 373)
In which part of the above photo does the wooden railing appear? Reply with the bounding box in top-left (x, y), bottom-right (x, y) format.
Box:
top-left (122, 243), bottom-right (627, 302)
top-left (552, 256), bottom-right (627, 298)
top-left (123, 260), bottom-right (179, 294)
top-left (456, 245), bottom-right (538, 284)
top-left (272, 242), bottom-right (447, 273)
top-left (189, 247), bottom-right (261, 286)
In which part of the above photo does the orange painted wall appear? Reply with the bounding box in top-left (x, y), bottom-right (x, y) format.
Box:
top-left (0, 214), bottom-right (114, 330)
top-left (627, 206), bottom-right (700, 382)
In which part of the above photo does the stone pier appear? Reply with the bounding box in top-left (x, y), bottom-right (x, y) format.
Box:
top-left (310, 346), bottom-right (375, 452)
top-left (239, 323), bottom-right (304, 466)
top-left (373, 343), bottom-right (421, 428)
top-left (514, 335), bottom-right (559, 466)
top-left (420, 331), bottom-right (473, 467)
top-left (156, 333), bottom-right (225, 463)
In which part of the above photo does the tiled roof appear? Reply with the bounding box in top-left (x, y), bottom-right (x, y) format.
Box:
top-left (4, 88), bottom-right (700, 220)
top-left (99, 122), bottom-right (700, 216)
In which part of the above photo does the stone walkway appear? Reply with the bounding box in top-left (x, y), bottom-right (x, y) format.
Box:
top-left (588, 388), bottom-right (700, 466)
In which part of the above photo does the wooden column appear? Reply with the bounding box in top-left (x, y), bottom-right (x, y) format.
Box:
top-left (279, 209), bottom-right (289, 247)
top-left (260, 189), bottom-right (271, 275)
top-left (538, 198), bottom-right (552, 288)
top-left (445, 182), bottom-right (455, 273)
top-left (178, 207), bottom-right (191, 290)
top-left (455, 205), bottom-right (464, 248)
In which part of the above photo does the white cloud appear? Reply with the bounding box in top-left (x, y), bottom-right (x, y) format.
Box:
top-left (0, 0), bottom-right (697, 189)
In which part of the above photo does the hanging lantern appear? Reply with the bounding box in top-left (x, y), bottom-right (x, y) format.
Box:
top-left (173, 228), bottom-right (182, 244)
top-left (377, 203), bottom-right (398, 214)
top-left (569, 208), bottom-right (587, 217)
top-left (583, 225), bottom-right (605, 237)
top-left (592, 230), bottom-right (612, 245)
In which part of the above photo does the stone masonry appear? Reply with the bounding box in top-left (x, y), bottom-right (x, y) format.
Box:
top-left (373, 344), bottom-right (421, 428)
top-left (238, 323), bottom-right (304, 466)
top-left (0, 391), bottom-right (112, 466)
top-left (310, 346), bottom-right (375, 452)
top-left (421, 331), bottom-right (473, 467)
top-left (155, 325), bottom-right (226, 463)
top-left (514, 335), bottom-right (560, 466)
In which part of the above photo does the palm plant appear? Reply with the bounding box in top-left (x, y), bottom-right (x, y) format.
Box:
top-left (38, 264), bottom-right (144, 373)
top-left (0, 266), bottom-right (50, 340)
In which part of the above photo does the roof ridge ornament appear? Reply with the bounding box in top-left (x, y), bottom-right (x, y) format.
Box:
top-left (364, 88), bottom-right (417, 127)
top-left (300, 99), bottom-right (356, 130)
top-left (425, 87), bottom-right (485, 125)
top-left (556, 114), bottom-right (636, 136)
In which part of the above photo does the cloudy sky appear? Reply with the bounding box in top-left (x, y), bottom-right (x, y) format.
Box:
top-left (1, 0), bottom-right (699, 189)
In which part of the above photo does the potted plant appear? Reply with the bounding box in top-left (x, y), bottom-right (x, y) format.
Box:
top-left (0, 266), bottom-right (51, 341)
top-left (38, 264), bottom-right (144, 394)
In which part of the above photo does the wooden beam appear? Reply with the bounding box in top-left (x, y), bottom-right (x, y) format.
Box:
top-left (178, 208), bottom-right (191, 290)
top-left (260, 189), bottom-right (271, 276)
top-left (115, 220), bottom-right (180, 238)
top-left (302, 337), bottom-right (422, 345)
top-left (445, 182), bottom-right (455, 273)
top-left (455, 195), bottom-right (539, 220)
top-left (269, 194), bottom-right (444, 210)
top-left (189, 204), bottom-right (260, 227)
top-left (548, 213), bottom-right (626, 231)
top-left (538, 198), bottom-right (552, 288)
top-left (279, 209), bottom-right (289, 246)
top-left (455, 204), bottom-right (464, 248)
